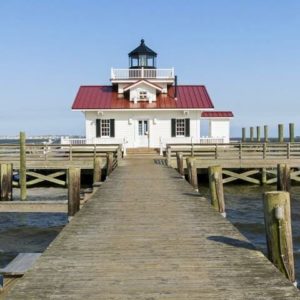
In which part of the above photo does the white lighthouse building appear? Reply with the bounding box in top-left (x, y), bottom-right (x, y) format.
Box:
top-left (71, 39), bottom-right (233, 148)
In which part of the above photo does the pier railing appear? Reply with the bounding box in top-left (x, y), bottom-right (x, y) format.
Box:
top-left (166, 142), bottom-right (300, 166)
top-left (0, 144), bottom-right (122, 165)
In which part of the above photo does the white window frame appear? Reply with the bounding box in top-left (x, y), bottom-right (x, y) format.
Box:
top-left (139, 90), bottom-right (148, 100)
top-left (176, 119), bottom-right (185, 137)
top-left (101, 119), bottom-right (110, 137)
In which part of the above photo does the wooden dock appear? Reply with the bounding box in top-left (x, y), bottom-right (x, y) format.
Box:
top-left (3, 156), bottom-right (300, 299)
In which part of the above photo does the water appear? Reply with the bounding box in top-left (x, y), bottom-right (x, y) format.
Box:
top-left (0, 188), bottom-right (68, 268)
top-left (199, 184), bottom-right (300, 283)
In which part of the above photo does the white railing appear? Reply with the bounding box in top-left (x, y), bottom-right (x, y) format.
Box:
top-left (111, 68), bottom-right (175, 80)
top-left (159, 136), bottom-right (226, 156)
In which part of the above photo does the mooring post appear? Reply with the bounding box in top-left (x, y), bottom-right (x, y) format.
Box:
top-left (256, 126), bottom-right (261, 142)
top-left (117, 146), bottom-right (122, 162)
top-left (20, 131), bottom-right (27, 200)
top-left (278, 124), bottom-right (284, 143)
top-left (261, 168), bottom-right (267, 185)
top-left (263, 191), bottom-right (295, 284)
top-left (250, 127), bottom-right (254, 142)
top-left (277, 163), bottom-right (290, 192)
top-left (176, 152), bottom-right (184, 178)
top-left (289, 123), bottom-right (295, 143)
top-left (106, 152), bottom-right (113, 177)
top-left (242, 127), bottom-right (246, 142)
top-left (186, 157), bottom-right (198, 191)
top-left (208, 165), bottom-right (226, 217)
top-left (0, 164), bottom-right (13, 201)
top-left (68, 167), bottom-right (81, 217)
top-left (93, 157), bottom-right (102, 184)
top-left (264, 125), bottom-right (269, 142)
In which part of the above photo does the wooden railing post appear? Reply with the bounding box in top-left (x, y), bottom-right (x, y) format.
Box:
top-left (289, 123), bottom-right (295, 143)
top-left (0, 163), bottom-right (13, 201)
top-left (106, 152), bottom-right (113, 177)
top-left (242, 127), bottom-right (246, 142)
top-left (278, 124), bottom-right (284, 143)
top-left (277, 163), bottom-right (290, 192)
top-left (264, 125), bottom-right (269, 142)
top-left (20, 131), bottom-right (27, 200)
top-left (239, 142), bottom-right (242, 160)
top-left (69, 144), bottom-right (73, 161)
top-left (68, 167), bottom-right (81, 217)
top-left (263, 142), bottom-right (267, 159)
top-left (93, 157), bottom-right (102, 183)
top-left (250, 127), bottom-right (254, 142)
top-left (256, 126), bottom-right (261, 142)
top-left (166, 147), bottom-right (171, 166)
top-left (287, 143), bottom-right (290, 159)
top-left (263, 191), bottom-right (295, 284)
top-left (208, 165), bottom-right (226, 217)
top-left (186, 157), bottom-right (198, 191)
top-left (176, 152), bottom-right (184, 178)
top-left (215, 144), bottom-right (219, 159)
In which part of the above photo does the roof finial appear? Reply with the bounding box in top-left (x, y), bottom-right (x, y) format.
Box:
top-left (141, 39), bottom-right (145, 45)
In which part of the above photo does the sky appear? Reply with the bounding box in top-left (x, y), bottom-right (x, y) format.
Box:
top-left (0, 0), bottom-right (300, 137)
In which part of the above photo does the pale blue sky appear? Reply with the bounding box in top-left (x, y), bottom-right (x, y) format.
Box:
top-left (0, 0), bottom-right (299, 137)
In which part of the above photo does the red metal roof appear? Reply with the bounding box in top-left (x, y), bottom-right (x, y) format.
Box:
top-left (72, 85), bottom-right (214, 110)
top-left (202, 111), bottom-right (234, 118)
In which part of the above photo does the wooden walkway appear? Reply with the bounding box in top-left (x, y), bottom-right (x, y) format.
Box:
top-left (4, 157), bottom-right (300, 299)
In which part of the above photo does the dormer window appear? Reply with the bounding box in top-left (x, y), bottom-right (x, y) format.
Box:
top-left (139, 90), bottom-right (148, 100)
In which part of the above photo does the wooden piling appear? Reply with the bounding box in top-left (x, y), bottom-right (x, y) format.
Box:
top-left (68, 167), bottom-right (81, 217)
top-left (250, 127), bottom-right (254, 142)
top-left (166, 147), bottom-right (171, 167)
top-left (277, 164), bottom-right (290, 192)
top-left (256, 126), bottom-right (261, 142)
top-left (242, 127), bottom-right (246, 142)
top-left (263, 191), bottom-right (295, 283)
top-left (186, 157), bottom-right (198, 191)
top-left (208, 165), bottom-right (226, 217)
top-left (19, 131), bottom-right (27, 200)
top-left (261, 168), bottom-right (267, 185)
top-left (93, 157), bottom-right (102, 184)
top-left (106, 152), bottom-right (113, 177)
top-left (0, 164), bottom-right (13, 201)
top-left (278, 124), bottom-right (284, 143)
top-left (176, 152), bottom-right (184, 178)
top-left (289, 123), bottom-right (295, 143)
top-left (264, 125), bottom-right (269, 142)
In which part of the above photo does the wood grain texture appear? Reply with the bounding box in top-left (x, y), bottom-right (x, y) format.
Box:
top-left (5, 157), bottom-right (300, 299)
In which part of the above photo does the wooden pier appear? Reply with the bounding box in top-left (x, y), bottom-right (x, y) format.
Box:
top-left (3, 156), bottom-right (299, 299)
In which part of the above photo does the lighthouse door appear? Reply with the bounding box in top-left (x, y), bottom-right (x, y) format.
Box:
top-left (137, 120), bottom-right (149, 147)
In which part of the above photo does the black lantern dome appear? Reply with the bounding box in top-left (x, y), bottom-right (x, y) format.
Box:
top-left (128, 39), bottom-right (157, 69)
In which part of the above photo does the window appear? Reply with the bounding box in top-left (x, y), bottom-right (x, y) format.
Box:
top-left (96, 119), bottom-right (115, 138)
top-left (139, 90), bottom-right (147, 100)
top-left (171, 118), bottom-right (190, 137)
top-left (101, 119), bottom-right (110, 137)
top-left (176, 119), bottom-right (185, 136)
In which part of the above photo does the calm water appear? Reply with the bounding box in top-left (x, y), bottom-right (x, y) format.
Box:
top-left (1, 185), bottom-right (300, 285)
top-left (200, 184), bottom-right (300, 283)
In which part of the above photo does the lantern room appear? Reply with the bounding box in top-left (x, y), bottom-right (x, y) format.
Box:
top-left (128, 39), bottom-right (157, 69)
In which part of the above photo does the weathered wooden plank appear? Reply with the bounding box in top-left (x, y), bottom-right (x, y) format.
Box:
top-left (0, 253), bottom-right (41, 276)
top-left (26, 171), bottom-right (66, 186)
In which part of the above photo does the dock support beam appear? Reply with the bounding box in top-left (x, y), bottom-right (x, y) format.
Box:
top-left (277, 164), bottom-right (290, 192)
top-left (68, 167), bottom-right (81, 217)
top-left (208, 165), bottom-right (226, 217)
top-left (186, 157), bottom-right (198, 191)
top-left (20, 131), bottom-right (27, 200)
top-left (106, 152), bottom-right (113, 177)
top-left (264, 125), bottom-right (269, 142)
top-left (250, 127), bottom-right (254, 142)
top-left (0, 163), bottom-right (13, 201)
top-left (263, 191), bottom-right (295, 284)
top-left (278, 124), bottom-right (284, 143)
top-left (93, 157), bottom-right (102, 184)
top-left (242, 127), bottom-right (246, 142)
top-left (176, 152), bottom-right (184, 178)
top-left (289, 123), bottom-right (295, 143)
top-left (261, 168), bottom-right (267, 185)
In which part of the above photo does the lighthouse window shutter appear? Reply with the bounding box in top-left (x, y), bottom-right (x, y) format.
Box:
top-left (185, 118), bottom-right (190, 137)
top-left (110, 119), bottom-right (115, 137)
top-left (96, 119), bottom-right (101, 137)
top-left (171, 119), bottom-right (176, 137)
